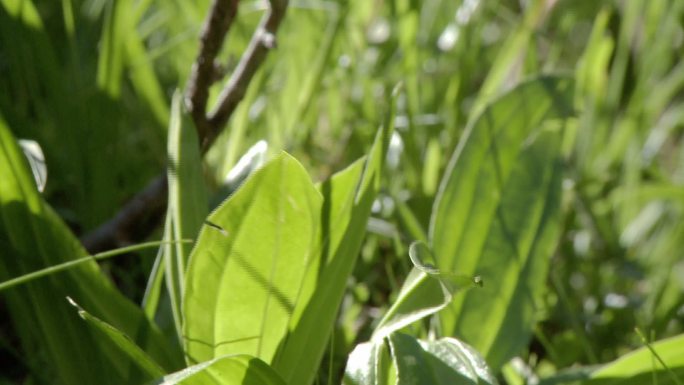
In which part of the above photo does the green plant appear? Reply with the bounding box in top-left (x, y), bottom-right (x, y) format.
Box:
top-left (2, 0), bottom-right (684, 384)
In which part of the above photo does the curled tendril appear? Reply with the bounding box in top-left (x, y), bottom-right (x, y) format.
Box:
top-left (408, 241), bottom-right (483, 289)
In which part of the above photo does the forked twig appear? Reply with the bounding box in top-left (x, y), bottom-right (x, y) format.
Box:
top-left (185, 0), bottom-right (239, 142)
top-left (81, 0), bottom-right (289, 253)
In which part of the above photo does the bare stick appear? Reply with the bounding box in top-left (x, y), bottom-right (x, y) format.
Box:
top-left (81, 0), bottom-right (290, 253)
top-left (81, 175), bottom-right (168, 253)
top-left (203, 0), bottom-right (289, 151)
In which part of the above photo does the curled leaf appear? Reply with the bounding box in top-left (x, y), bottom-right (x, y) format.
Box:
top-left (372, 241), bottom-right (482, 341)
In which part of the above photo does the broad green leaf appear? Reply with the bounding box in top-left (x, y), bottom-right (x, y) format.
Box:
top-left (67, 297), bottom-right (165, 380)
top-left (344, 341), bottom-right (393, 385)
top-left (149, 355), bottom-right (286, 385)
top-left (344, 334), bottom-right (497, 385)
top-left (388, 333), bottom-right (498, 385)
top-left (164, 91), bottom-right (208, 338)
top-left (431, 76), bottom-right (573, 370)
top-left (183, 152), bottom-right (322, 364)
top-left (271, 94), bottom-right (395, 385)
top-left (0, 114), bottom-right (183, 384)
top-left (372, 242), bottom-right (481, 341)
top-left (581, 334), bottom-right (684, 385)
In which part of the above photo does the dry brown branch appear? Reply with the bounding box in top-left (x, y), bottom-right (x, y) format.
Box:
top-left (80, 0), bottom-right (289, 253)
top-left (203, 0), bottom-right (289, 151)
top-left (185, 0), bottom-right (239, 141)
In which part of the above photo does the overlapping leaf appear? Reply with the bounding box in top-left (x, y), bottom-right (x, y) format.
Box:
top-left (344, 334), bottom-right (497, 385)
top-left (0, 114), bottom-right (182, 385)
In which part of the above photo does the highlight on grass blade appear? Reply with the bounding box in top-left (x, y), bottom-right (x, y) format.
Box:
top-left (0, 239), bottom-right (192, 292)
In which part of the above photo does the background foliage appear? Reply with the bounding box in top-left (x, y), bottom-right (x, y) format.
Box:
top-left (1, 0), bottom-right (684, 384)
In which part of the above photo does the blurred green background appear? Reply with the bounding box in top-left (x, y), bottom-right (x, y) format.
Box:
top-left (1, 0), bottom-right (683, 383)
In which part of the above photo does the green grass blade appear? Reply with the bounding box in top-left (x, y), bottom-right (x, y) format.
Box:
top-left (394, 198), bottom-right (428, 244)
top-left (282, 3), bottom-right (343, 144)
top-left (67, 297), bottom-right (166, 380)
top-left (163, 213), bottom-right (183, 341)
top-left (471, 0), bottom-right (549, 115)
top-left (142, 244), bottom-right (166, 319)
top-left (167, 91), bottom-right (208, 277)
top-left (125, 28), bottom-right (169, 128)
top-left (97, 0), bottom-right (127, 97)
top-left (97, 0), bottom-right (168, 129)
top-left (0, 240), bottom-right (189, 292)
top-left (635, 328), bottom-right (683, 385)
top-left (165, 90), bottom-right (209, 339)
